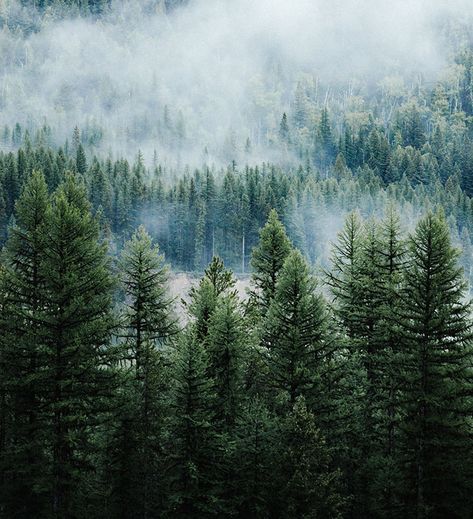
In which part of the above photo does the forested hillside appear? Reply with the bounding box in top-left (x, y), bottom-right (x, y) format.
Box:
top-left (1, 1), bottom-right (473, 518)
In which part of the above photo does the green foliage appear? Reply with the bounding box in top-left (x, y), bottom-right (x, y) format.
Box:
top-left (264, 250), bottom-right (328, 406)
top-left (108, 225), bottom-right (177, 517)
top-left (397, 213), bottom-right (473, 518)
top-left (0, 171), bottom-right (50, 517)
top-left (278, 398), bottom-right (345, 519)
top-left (250, 209), bottom-right (292, 313)
top-left (168, 329), bottom-right (216, 517)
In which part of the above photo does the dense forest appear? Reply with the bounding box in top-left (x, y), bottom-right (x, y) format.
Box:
top-left (1, 0), bottom-right (473, 518)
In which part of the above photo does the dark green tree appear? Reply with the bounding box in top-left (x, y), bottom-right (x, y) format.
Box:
top-left (250, 209), bottom-right (292, 313)
top-left (397, 213), bottom-right (473, 518)
top-left (264, 250), bottom-right (328, 406)
top-left (277, 397), bottom-right (345, 519)
top-left (110, 225), bottom-right (177, 518)
top-left (39, 174), bottom-right (116, 517)
top-left (168, 329), bottom-right (215, 517)
top-left (0, 171), bottom-right (50, 518)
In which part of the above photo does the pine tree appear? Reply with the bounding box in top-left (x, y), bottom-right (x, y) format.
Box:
top-left (207, 295), bottom-right (245, 429)
top-left (279, 113), bottom-right (290, 144)
top-left (75, 143), bottom-right (88, 176)
top-left (277, 397), bottom-right (344, 519)
top-left (264, 250), bottom-right (328, 406)
top-left (0, 171), bottom-right (50, 517)
top-left (370, 208), bottom-right (407, 517)
top-left (250, 209), bottom-right (292, 313)
top-left (168, 329), bottom-right (215, 517)
top-left (112, 225), bottom-right (177, 517)
top-left (397, 212), bottom-right (473, 518)
top-left (204, 294), bottom-right (246, 516)
top-left (187, 256), bottom-right (236, 344)
top-left (325, 212), bottom-right (372, 518)
top-left (119, 225), bottom-right (177, 372)
top-left (233, 398), bottom-right (279, 518)
top-left (38, 174), bottom-right (116, 517)
top-left (326, 212), bottom-right (363, 340)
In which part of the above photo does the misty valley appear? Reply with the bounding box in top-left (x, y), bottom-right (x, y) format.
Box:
top-left (1, 0), bottom-right (473, 518)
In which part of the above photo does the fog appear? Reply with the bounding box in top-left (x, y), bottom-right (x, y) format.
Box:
top-left (0, 0), bottom-right (472, 164)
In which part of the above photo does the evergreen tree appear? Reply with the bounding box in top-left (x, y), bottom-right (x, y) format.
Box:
top-left (39, 174), bottom-right (116, 517)
top-left (111, 225), bottom-right (177, 518)
top-left (168, 329), bottom-right (215, 517)
top-left (279, 113), bottom-right (290, 144)
top-left (326, 212), bottom-right (363, 340)
top-left (206, 295), bottom-right (246, 515)
top-left (250, 209), bottom-right (292, 313)
top-left (0, 171), bottom-right (50, 517)
top-left (264, 250), bottom-right (328, 406)
top-left (75, 143), bottom-right (88, 176)
top-left (397, 213), bottom-right (473, 518)
top-left (277, 397), bottom-right (344, 519)
top-left (187, 256), bottom-right (236, 344)
top-left (234, 398), bottom-right (278, 518)
top-left (207, 295), bottom-right (245, 429)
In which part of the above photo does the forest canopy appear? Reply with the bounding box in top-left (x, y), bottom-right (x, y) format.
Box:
top-left (1, 1), bottom-right (473, 518)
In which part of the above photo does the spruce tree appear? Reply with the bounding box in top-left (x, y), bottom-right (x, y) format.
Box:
top-left (207, 295), bottom-right (245, 429)
top-left (264, 250), bottom-right (328, 406)
top-left (397, 212), bottom-right (473, 518)
top-left (112, 225), bottom-right (177, 518)
top-left (187, 256), bottom-right (236, 344)
top-left (233, 398), bottom-right (278, 518)
top-left (250, 209), bottom-right (292, 313)
top-left (277, 397), bottom-right (344, 519)
top-left (0, 171), bottom-right (50, 517)
top-left (38, 174), bottom-right (116, 517)
top-left (168, 329), bottom-right (215, 517)
top-left (326, 212), bottom-right (363, 341)
top-left (370, 208), bottom-right (407, 517)
top-left (206, 295), bottom-right (246, 516)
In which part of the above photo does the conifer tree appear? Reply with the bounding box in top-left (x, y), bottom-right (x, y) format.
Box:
top-left (277, 397), bottom-right (344, 519)
top-left (370, 208), bottom-right (407, 517)
top-left (168, 329), bottom-right (215, 517)
top-left (111, 225), bottom-right (177, 517)
top-left (279, 113), bottom-right (290, 144)
top-left (75, 143), bottom-right (88, 176)
top-left (233, 398), bottom-right (278, 518)
top-left (206, 295), bottom-right (246, 515)
top-left (264, 250), bottom-right (328, 406)
top-left (187, 256), bottom-right (236, 344)
top-left (250, 209), bottom-right (292, 313)
top-left (0, 171), bottom-right (50, 517)
top-left (38, 174), bottom-right (116, 517)
top-left (207, 295), bottom-right (245, 429)
top-left (326, 212), bottom-right (363, 340)
top-left (397, 213), bottom-right (473, 518)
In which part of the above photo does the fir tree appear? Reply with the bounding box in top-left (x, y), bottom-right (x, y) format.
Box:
top-left (168, 329), bottom-right (215, 517)
top-left (207, 295), bottom-right (245, 429)
top-left (250, 209), bottom-right (292, 313)
top-left (326, 212), bottom-right (363, 340)
top-left (397, 213), bottom-right (473, 518)
top-left (234, 398), bottom-right (278, 518)
top-left (112, 225), bottom-right (177, 517)
top-left (278, 397), bottom-right (345, 519)
top-left (264, 250), bottom-right (328, 406)
top-left (187, 256), bottom-right (236, 344)
top-left (0, 171), bottom-right (50, 517)
top-left (39, 174), bottom-right (116, 517)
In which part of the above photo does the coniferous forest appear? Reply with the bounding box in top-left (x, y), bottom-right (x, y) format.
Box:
top-left (1, 1), bottom-right (473, 518)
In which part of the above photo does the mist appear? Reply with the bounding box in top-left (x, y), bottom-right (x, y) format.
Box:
top-left (1, 0), bottom-right (472, 165)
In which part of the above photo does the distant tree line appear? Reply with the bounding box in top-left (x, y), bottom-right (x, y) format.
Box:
top-left (1, 138), bottom-right (473, 286)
